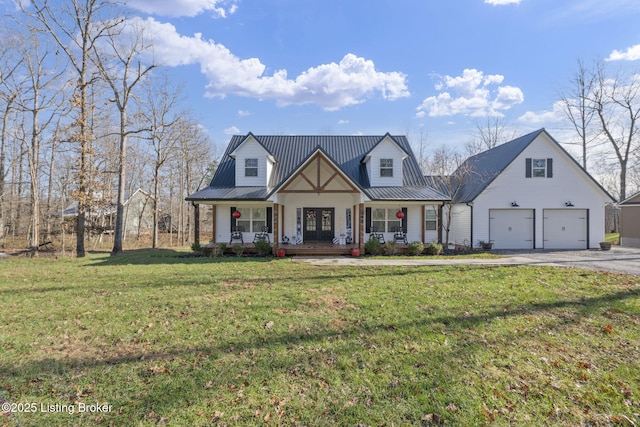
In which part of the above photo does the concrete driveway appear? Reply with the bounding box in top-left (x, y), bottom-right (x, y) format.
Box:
top-left (292, 246), bottom-right (640, 276)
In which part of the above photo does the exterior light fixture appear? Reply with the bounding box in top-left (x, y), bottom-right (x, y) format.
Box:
top-left (565, 201), bottom-right (574, 207)
top-left (511, 201), bottom-right (519, 207)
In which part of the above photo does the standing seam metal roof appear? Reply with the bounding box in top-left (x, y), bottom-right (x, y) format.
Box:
top-left (187, 134), bottom-right (449, 201)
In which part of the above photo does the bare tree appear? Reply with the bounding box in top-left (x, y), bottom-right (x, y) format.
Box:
top-left (0, 34), bottom-right (23, 239)
top-left (89, 18), bottom-right (155, 255)
top-left (23, 0), bottom-right (120, 257)
top-left (589, 61), bottom-right (640, 201)
top-left (138, 73), bottom-right (182, 248)
top-left (560, 59), bottom-right (600, 170)
top-left (16, 27), bottom-right (66, 252)
top-left (465, 117), bottom-right (515, 156)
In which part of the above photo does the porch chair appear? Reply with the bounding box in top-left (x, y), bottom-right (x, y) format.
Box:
top-left (253, 226), bottom-right (270, 243)
top-left (393, 228), bottom-right (407, 244)
top-left (229, 228), bottom-right (244, 244)
top-left (369, 226), bottom-right (385, 244)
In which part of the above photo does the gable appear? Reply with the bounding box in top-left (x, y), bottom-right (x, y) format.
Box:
top-left (277, 151), bottom-right (360, 194)
top-left (475, 131), bottom-right (613, 203)
top-left (363, 135), bottom-right (408, 187)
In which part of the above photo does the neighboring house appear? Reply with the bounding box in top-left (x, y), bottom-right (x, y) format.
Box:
top-left (619, 191), bottom-right (640, 248)
top-left (122, 189), bottom-right (155, 237)
top-left (445, 129), bottom-right (614, 250)
top-left (186, 133), bottom-right (449, 251)
top-left (55, 188), bottom-right (154, 237)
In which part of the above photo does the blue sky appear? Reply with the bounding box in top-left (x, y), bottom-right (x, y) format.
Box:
top-left (15, 0), bottom-right (640, 153)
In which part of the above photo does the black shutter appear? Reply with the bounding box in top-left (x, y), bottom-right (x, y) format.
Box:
top-left (525, 158), bottom-right (532, 178)
top-left (365, 207), bottom-right (371, 233)
top-left (266, 207), bottom-right (273, 233)
top-left (401, 207), bottom-right (408, 232)
top-left (547, 158), bottom-right (553, 178)
top-left (230, 207), bottom-right (236, 232)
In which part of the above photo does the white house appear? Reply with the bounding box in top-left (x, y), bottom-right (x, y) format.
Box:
top-left (186, 133), bottom-right (448, 253)
top-left (445, 129), bottom-right (614, 250)
top-left (619, 191), bottom-right (640, 248)
top-left (186, 129), bottom-right (614, 253)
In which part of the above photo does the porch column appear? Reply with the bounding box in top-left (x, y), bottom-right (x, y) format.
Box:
top-left (273, 203), bottom-right (280, 255)
top-left (438, 204), bottom-right (443, 244)
top-left (192, 202), bottom-right (200, 246)
top-left (358, 203), bottom-right (365, 250)
top-left (211, 205), bottom-right (216, 243)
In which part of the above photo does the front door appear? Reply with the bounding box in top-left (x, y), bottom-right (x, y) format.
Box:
top-left (303, 208), bottom-right (334, 242)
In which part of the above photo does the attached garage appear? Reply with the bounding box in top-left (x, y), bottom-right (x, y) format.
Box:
top-left (543, 209), bottom-right (588, 249)
top-left (489, 209), bottom-right (534, 249)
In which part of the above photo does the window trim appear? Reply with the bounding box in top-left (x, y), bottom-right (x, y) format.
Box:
top-left (532, 158), bottom-right (546, 178)
top-left (425, 208), bottom-right (437, 231)
top-left (379, 158), bottom-right (393, 177)
top-left (236, 207), bottom-right (267, 232)
top-left (371, 208), bottom-right (402, 232)
top-left (245, 158), bottom-right (258, 177)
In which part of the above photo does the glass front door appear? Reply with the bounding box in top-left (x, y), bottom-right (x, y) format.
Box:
top-left (303, 208), bottom-right (334, 242)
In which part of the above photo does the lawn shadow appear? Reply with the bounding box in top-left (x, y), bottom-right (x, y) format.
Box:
top-left (87, 248), bottom-right (280, 267)
top-left (2, 284), bottom-right (638, 424)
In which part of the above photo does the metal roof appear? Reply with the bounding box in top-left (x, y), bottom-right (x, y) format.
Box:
top-left (187, 134), bottom-right (449, 201)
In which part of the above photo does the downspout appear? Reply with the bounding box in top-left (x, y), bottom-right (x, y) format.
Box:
top-left (466, 202), bottom-right (473, 248)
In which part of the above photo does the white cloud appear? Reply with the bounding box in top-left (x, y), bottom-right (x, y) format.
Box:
top-left (238, 110), bottom-right (252, 117)
top-left (127, 0), bottom-right (239, 18)
top-left (606, 44), bottom-right (640, 61)
top-left (137, 17), bottom-right (409, 111)
top-left (224, 126), bottom-right (240, 134)
top-left (518, 100), bottom-right (566, 124)
top-left (484, 0), bottom-right (521, 5)
top-left (338, 120), bottom-right (349, 125)
top-left (416, 69), bottom-right (524, 118)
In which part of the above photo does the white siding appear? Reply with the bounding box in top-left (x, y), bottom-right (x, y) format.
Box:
top-left (233, 137), bottom-right (270, 187)
top-left (443, 204), bottom-right (472, 248)
top-left (214, 203), bottom-right (273, 244)
top-left (472, 133), bottom-right (610, 248)
top-left (367, 137), bottom-right (405, 187)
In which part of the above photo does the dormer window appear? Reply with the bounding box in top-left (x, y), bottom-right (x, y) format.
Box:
top-left (245, 158), bottom-right (258, 177)
top-left (380, 159), bottom-right (393, 177)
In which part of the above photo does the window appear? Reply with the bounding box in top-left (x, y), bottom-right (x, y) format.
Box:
top-left (426, 209), bottom-right (437, 231)
top-left (527, 158), bottom-right (553, 178)
top-left (236, 207), bottom-right (266, 232)
top-left (245, 158), bottom-right (258, 177)
top-left (372, 208), bottom-right (402, 232)
top-left (532, 159), bottom-right (546, 177)
top-left (380, 158), bottom-right (393, 177)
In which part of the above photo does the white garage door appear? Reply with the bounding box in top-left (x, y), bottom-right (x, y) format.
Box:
top-left (543, 209), bottom-right (587, 249)
top-left (489, 209), bottom-right (534, 249)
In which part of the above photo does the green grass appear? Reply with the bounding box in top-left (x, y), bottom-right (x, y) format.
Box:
top-left (1, 249), bottom-right (638, 426)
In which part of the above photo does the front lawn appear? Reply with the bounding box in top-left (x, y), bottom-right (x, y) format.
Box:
top-left (1, 250), bottom-right (638, 426)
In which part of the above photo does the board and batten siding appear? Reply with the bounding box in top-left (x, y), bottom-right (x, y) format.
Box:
top-left (472, 132), bottom-right (609, 248)
top-left (367, 138), bottom-right (405, 187)
top-left (233, 137), bottom-right (272, 187)
top-left (442, 204), bottom-right (472, 247)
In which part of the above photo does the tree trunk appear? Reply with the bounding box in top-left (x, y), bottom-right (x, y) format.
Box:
top-left (111, 109), bottom-right (127, 255)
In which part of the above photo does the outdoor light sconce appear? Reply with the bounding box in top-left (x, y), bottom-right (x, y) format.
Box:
top-left (511, 201), bottom-right (519, 207)
top-left (565, 201), bottom-right (574, 207)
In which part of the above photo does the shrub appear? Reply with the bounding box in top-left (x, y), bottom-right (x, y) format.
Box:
top-left (190, 241), bottom-right (201, 252)
top-left (232, 243), bottom-right (244, 257)
top-left (384, 241), bottom-right (398, 255)
top-left (426, 242), bottom-right (443, 256)
top-left (406, 241), bottom-right (424, 256)
top-left (254, 239), bottom-right (272, 256)
top-left (213, 243), bottom-right (227, 257)
top-left (365, 238), bottom-right (383, 255)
